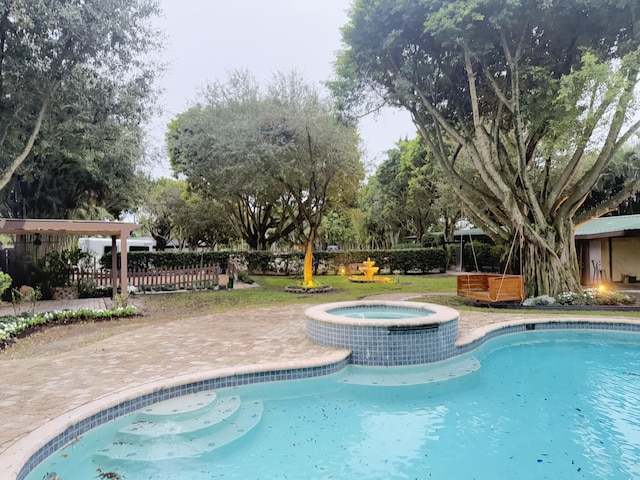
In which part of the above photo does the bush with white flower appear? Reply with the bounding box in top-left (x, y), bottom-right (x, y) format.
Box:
top-left (523, 295), bottom-right (556, 306)
top-left (524, 288), bottom-right (635, 307)
top-left (555, 291), bottom-right (589, 305)
top-left (589, 288), bottom-right (635, 306)
top-left (0, 306), bottom-right (137, 346)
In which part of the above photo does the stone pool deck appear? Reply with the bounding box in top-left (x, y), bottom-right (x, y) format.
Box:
top-left (1, 293), bottom-right (640, 478)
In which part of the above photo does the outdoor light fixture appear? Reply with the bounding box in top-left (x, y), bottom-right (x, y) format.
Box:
top-left (33, 233), bottom-right (42, 246)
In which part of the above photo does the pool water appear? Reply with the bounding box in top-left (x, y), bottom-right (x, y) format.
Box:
top-left (26, 330), bottom-right (640, 479)
top-left (327, 305), bottom-right (432, 319)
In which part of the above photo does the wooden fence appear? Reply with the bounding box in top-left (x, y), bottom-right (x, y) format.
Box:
top-left (77, 264), bottom-right (220, 292)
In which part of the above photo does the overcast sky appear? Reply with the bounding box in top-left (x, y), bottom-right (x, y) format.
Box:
top-left (148, 0), bottom-right (416, 177)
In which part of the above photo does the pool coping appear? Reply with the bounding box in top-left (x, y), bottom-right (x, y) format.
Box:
top-left (304, 300), bottom-right (458, 327)
top-left (6, 314), bottom-right (640, 480)
top-left (456, 315), bottom-right (640, 347)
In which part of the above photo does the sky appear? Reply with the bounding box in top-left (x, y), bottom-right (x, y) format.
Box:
top-left (148, 0), bottom-right (416, 177)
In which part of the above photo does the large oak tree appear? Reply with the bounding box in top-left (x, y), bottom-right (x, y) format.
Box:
top-left (168, 71), bottom-right (363, 285)
top-left (334, 0), bottom-right (640, 295)
top-left (265, 72), bottom-right (363, 285)
top-left (167, 71), bottom-right (296, 250)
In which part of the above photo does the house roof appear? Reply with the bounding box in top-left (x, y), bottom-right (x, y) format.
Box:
top-left (574, 214), bottom-right (640, 239)
top-left (454, 228), bottom-right (487, 238)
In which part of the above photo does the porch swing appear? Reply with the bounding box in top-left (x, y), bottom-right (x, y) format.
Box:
top-left (456, 223), bottom-right (526, 304)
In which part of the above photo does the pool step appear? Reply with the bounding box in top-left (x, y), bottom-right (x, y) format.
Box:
top-left (136, 390), bottom-right (218, 421)
top-left (117, 394), bottom-right (242, 440)
top-left (94, 398), bottom-right (263, 463)
top-left (340, 357), bottom-right (481, 386)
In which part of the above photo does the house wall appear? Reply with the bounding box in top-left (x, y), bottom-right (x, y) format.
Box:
top-left (610, 237), bottom-right (640, 282)
top-left (578, 237), bottom-right (640, 284)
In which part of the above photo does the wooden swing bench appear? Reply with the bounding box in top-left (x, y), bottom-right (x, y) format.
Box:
top-left (457, 273), bottom-right (525, 303)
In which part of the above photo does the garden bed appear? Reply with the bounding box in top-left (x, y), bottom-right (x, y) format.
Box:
top-left (478, 303), bottom-right (640, 312)
top-left (0, 307), bottom-right (138, 351)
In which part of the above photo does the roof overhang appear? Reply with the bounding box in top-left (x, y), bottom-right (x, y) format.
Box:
top-left (0, 219), bottom-right (140, 238)
top-left (574, 229), bottom-right (640, 240)
top-left (574, 215), bottom-right (640, 240)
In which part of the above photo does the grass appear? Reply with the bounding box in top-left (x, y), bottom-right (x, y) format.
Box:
top-left (142, 274), bottom-right (457, 314)
top-left (142, 274), bottom-right (640, 319)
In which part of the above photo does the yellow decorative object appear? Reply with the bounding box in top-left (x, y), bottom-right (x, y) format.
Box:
top-left (348, 258), bottom-right (390, 283)
top-left (359, 257), bottom-right (379, 281)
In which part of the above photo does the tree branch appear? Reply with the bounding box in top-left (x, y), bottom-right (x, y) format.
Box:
top-left (547, 85), bottom-right (617, 209)
top-left (559, 64), bottom-right (639, 218)
top-left (0, 80), bottom-right (60, 191)
top-left (479, 61), bottom-right (514, 114)
top-left (574, 175), bottom-right (640, 224)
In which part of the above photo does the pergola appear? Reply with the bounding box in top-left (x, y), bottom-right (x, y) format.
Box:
top-left (0, 218), bottom-right (140, 298)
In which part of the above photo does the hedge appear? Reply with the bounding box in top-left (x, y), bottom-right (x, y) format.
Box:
top-left (461, 242), bottom-right (504, 272)
top-left (102, 251), bottom-right (231, 271)
top-left (445, 241), bottom-right (508, 273)
top-left (101, 248), bottom-right (448, 275)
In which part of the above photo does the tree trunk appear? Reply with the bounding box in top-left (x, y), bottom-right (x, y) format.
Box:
top-left (523, 219), bottom-right (581, 297)
top-left (303, 238), bottom-right (314, 287)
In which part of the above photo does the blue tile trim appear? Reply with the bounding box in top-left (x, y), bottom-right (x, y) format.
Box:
top-left (306, 317), bottom-right (459, 366)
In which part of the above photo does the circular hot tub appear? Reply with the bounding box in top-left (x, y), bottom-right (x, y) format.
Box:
top-left (305, 300), bottom-right (460, 366)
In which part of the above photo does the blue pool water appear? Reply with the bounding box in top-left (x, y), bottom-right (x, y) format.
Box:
top-left (327, 305), bottom-right (432, 319)
top-left (26, 330), bottom-right (640, 479)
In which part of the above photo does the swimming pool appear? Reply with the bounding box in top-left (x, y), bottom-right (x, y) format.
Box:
top-left (24, 330), bottom-right (640, 479)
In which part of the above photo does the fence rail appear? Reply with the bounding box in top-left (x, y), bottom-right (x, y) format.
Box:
top-left (77, 264), bottom-right (221, 291)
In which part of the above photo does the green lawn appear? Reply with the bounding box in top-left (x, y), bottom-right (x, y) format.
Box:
top-left (142, 274), bottom-right (457, 314)
top-left (141, 273), bottom-right (640, 318)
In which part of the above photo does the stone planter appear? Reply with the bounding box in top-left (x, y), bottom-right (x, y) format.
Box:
top-left (51, 286), bottom-right (79, 300)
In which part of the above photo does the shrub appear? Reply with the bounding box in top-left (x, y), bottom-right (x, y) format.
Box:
top-left (422, 233), bottom-right (444, 248)
top-left (387, 248), bottom-right (447, 274)
top-left (0, 272), bottom-right (12, 296)
top-left (523, 295), bottom-right (556, 306)
top-left (591, 289), bottom-right (635, 306)
top-left (391, 242), bottom-right (420, 250)
top-left (237, 270), bottom-right (255, 284)
top-left (554, 289), bottom-right (635, 306)
top-left (244, 251), bottom-right (273, 273)
top-left (35, 248), bottom-right (93, 292)
top-left (462, 242), bottom-right (502, 272)
top-left (101, 251), bottom-right (231, 271)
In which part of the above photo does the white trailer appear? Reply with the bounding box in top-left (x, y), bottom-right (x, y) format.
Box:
top-left (78, 236), bottom-right (155, 263)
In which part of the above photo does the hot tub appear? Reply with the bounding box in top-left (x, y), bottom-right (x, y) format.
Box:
top-left (305, 300), bottom-right (460, 366)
